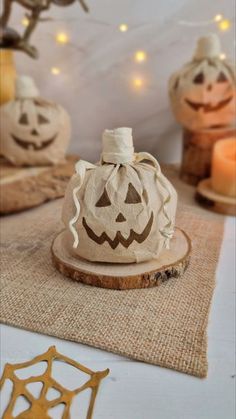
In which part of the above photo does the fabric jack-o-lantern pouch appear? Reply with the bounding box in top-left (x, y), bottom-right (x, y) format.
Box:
top-left (0, 75), bottom-right (71, 166)
top-left (169, 34), bottom-right (236, 131)
top-left (62, 128), bottom-right (177, 264)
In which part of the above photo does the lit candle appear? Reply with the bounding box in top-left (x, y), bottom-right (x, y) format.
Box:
top-left (211, 138), bottom-right (236, 197)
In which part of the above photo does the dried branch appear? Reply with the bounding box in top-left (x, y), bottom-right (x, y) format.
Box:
top-left (0, 0), bottom-right (13, 26)
top-left (0, 0), bottom-right (89, 58)
top-left (78, 0), bottom-right (89, 12)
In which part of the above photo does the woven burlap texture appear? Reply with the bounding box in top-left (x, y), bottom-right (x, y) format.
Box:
top-left (0, 167), bottom-right (224, 378)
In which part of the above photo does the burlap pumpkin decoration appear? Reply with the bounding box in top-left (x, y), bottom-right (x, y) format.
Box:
top-left (62, 128), bottom-right (177, 263)
top-left (169, 34), bottom-right (236, 131)
top-left (0, 76), bottom-right (71, 166)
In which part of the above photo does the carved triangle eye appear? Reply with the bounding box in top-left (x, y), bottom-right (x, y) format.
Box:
top-left (217, 71), bottom-right (228, 83)
top-left (125, 183), bottom-right (142, 204)
top-left (96, 188), bottom-right (111, 207)
top-left (193, 72), bottom-right (205, 84)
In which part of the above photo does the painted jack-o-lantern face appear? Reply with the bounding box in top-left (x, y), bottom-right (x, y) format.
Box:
top-left (63, 160), bottom-right (177, 264)
top-left (0, 78), bottom-right (71, 166)
top-left (169, 34), bottom-right (236, 131)
top-left (83, 182), bottom-right (154, 249)
top-left (184, 70), bottom-right (233, 113)
top-left (11, 99), bottom-right (59, 151)
top-left (169, 60), bottom-right (236, 131)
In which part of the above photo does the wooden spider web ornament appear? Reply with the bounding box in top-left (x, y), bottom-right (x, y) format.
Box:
top-left (0, 346), bottom-right (109, 419)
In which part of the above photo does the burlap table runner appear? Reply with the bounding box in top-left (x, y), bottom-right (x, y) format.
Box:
top-left (0, 166), bottom-right (224, 378)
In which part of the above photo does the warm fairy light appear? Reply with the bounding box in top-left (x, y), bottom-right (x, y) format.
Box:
top-left (21, 17), bottom-right (29, 27)
top-left (214, 14), bottom-right (223, 22)
top-left (56, 32), bottom-right (69, 44)
top-left (218, 19), bottom-right (231, 31)
top-left (119, 23), bottom-right (128, 32)
top-left (135, 50), bottom-right (147, 63)
top-left (51, 67), bottom-right (61, 75)
top-left (220, 53), bottom-right (226, 60)
top-left (133, 77), bottom-right (144, 89)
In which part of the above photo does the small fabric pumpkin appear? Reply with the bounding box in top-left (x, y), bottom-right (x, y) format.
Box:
top-left (62, 128), bottom-right (177, 264)
top-left (0, 75), bottom-right (71, 166)
top-left (169, 34), bottom-right (236, 131)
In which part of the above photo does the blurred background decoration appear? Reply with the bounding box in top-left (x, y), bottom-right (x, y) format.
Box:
top-left (0, 0), bottom-right (235, 162)
top-left (0, 0), bottom-right (89, 57)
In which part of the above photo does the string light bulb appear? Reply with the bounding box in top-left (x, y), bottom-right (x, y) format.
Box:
top-left (119, 23), bottom-right (128, 32)
top-left (218, 19), bottom-right (231, 31)
top-left (51, 67), bottom-right (61, 75)
top-left (214, 14), bottom-right (223, 22)
top-left (21, 17), bottom-right (29, 27)
top-left (220, 53), bottom-right (226, 60)
top-left (133, 77), bottom-right (144, 89)
top-left (134, 50), bottom-right (147, 63)
top-left (56, 32), bottom-right (69, 44)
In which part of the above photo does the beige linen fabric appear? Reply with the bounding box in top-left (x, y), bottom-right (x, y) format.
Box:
top-left (0, 76), bottom-right (71, 166)
top-left (0, 166), bottom-right (224, 377)
top-left (63, 128), bottom-right (177, 263)
top-left (169, 34), bottom-right (236, 131)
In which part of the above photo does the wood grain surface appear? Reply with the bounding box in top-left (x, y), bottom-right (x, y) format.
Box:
top-left (0, 155), bottom-right (78, 214)
top-left (196, 178), bottom-right (236, 216)
top-left (52, 227), bottom-right (191, 290)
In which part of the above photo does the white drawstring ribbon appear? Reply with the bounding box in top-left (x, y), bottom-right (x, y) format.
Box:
top-left (69, 160), bottom-right (96, 248)
top-left (134, 152), bottom-right (174, 249)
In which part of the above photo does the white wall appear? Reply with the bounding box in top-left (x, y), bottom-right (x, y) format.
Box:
top-left (10, 0), bottom-right (235, 162)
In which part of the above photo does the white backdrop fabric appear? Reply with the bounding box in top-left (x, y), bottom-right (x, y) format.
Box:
top-left (10, 0), bottom-right (235, 163)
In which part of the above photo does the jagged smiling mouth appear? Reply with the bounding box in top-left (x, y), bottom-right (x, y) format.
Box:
top-left (185, 96), bottom-right (233, 113)
top-left (11, 134), bottom-right (56, 151)
top-left (82, 212), bottom-right (154, 249)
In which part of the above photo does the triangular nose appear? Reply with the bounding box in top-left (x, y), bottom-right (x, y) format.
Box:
top-left (31, 129), bottom-right (38, 136)
top-left (116, 213), bottom-right (126, 223)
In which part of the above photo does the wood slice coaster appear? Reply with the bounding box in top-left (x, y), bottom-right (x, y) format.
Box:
top-left (0, 155), bottom-right (79, 215)
top-left (51, 228), bottom-right (191, 290)
top-left (196, 178), bottom-right (236, 216)
top-left (180, 127), bottom-right (236, 186)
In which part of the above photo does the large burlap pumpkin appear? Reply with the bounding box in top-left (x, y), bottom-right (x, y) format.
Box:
top-left (0, 75), bottom-right (71, 166)
top-left (62, 128), bottom-right (177, 263)
top-left (169, 34), bottom-right (236, 131)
